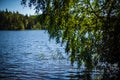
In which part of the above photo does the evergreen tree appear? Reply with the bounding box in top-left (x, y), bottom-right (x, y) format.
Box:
top-left (0, 10), bottom-right (42, 30)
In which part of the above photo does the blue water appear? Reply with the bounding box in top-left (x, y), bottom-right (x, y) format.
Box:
top-left (0, 30), bottom-right (101, 80)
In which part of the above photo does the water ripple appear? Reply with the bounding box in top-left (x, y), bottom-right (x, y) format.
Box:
top-left (0, 30), bottom-right (102, 80)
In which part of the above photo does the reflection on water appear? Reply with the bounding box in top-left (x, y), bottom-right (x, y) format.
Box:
top-left (0, 30), bottom-right (102, 80)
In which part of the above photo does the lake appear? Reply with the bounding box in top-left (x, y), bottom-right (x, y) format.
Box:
top-left (0, 30), bottom-right (101, 80)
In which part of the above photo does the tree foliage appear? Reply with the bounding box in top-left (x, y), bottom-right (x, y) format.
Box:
top-left (21, 0), bottom-right (120, 71)
top-left (0, 10), bottom-right (42, 30)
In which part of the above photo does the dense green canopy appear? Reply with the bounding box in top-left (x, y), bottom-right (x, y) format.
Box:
top-left (21, 0), bottom-right (120, 71)
top-left (0, 10), bottom-right (42, 30)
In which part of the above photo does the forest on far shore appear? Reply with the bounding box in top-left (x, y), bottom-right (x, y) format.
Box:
top-left (0, 9), bottom-right (44, 30)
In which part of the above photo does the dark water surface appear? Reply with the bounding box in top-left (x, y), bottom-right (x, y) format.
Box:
top-left (0, 30), bottom-right (101, 80)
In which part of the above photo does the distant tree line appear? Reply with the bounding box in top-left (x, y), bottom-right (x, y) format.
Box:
top-left (0, 9), bottom-right (44, 30)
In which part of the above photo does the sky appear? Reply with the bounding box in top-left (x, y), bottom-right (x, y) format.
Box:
top-left (0, 0), bottom-right (36, 15)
